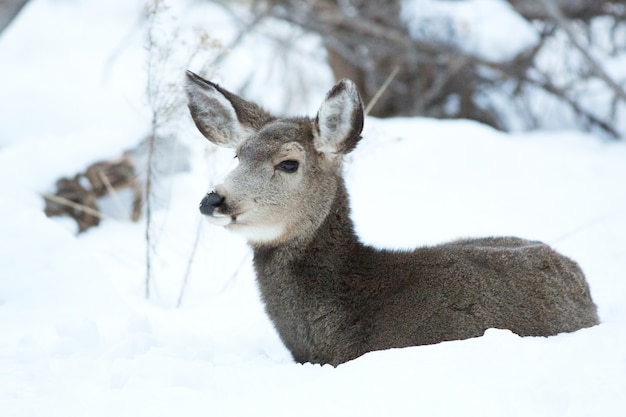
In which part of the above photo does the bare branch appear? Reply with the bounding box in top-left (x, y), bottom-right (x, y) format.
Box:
top-left (41, 193), bottom-right (112, 220)
top-left (98, 170), bottom-right (128, 219)
top-left (177, 219), bottom-right (203, 308)
top-left (524, 73), bottom-right (621, 138)
top-left (508, 0), bottom-right (626, 21)
top-left (364, 66), bottom-right (399, 116)
top-left (209, 0), bottom-right (271, 66)
top-left (243, 0), bottom-right (624, 136)
top-left (539, 1), bottom-right (626, 102)
top-left (0, 0), bottom-right (30, 35)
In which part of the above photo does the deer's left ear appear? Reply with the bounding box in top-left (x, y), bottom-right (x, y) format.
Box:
top-left (313, 79), bottom-right (364, 155)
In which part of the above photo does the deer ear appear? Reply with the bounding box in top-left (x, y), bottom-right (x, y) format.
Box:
top-left (313, 79), bottom-right (364, 155)
top-left (185, 71), bottom-right (271, 148)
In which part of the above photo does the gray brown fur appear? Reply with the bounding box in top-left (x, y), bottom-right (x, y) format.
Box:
top-left (185, 71), bottom-right (599, 366)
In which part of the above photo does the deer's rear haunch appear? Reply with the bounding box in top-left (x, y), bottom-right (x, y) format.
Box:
top-left (185, 71), bottom-right (599, 366)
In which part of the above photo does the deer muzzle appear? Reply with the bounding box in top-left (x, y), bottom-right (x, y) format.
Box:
top-left (199, 191), bottom-right (225, 216)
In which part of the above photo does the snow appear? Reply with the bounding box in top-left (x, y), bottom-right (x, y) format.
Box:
top-left (401, 0), bottom-right (539, 62)
top-left (1, 1), bottom-right (626, 416)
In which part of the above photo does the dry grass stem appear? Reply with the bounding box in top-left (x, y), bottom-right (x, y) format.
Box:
top-left (41, 193), bottom-right (112, 220)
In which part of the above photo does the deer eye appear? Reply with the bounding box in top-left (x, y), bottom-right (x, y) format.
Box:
top-left (276, 160), bottom-right (299, 173)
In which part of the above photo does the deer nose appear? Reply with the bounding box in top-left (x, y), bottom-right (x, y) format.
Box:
top-left (199, 191), bottom-right (224, 215)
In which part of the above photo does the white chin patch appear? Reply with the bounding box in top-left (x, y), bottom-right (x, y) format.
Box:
top-left (204, 214), bottom-right (232, 227)
top-left (227, 223), bottom-right (285, 244)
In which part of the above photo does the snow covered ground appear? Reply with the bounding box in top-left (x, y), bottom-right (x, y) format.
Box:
top-left (1, 1), bottom-right (625, 416)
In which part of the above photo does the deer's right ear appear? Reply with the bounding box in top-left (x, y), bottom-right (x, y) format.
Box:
top-left (313, 79), bottom-right (364, 156)
top-left (185, 71), bottom-right (270, 148)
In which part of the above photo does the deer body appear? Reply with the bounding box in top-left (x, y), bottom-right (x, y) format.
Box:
top-left (186, 71), bottom-right (599, 366)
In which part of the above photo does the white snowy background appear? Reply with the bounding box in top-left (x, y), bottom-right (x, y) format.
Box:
top-left (1, 0), bottom-right (625, 416)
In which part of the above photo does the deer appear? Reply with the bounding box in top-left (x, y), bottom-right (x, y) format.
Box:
top-left (185, 71), bottom-right (599, 366)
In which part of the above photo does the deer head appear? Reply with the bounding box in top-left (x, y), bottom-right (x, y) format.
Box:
top-left (186, 71), bottom-right (364, 246)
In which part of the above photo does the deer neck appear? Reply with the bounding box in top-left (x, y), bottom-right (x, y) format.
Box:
top-left (251, 177), bottom-right (359, 276)
top-left (250, 177), bottom-right (365, 364)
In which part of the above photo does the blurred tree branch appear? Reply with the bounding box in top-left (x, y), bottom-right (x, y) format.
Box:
top-left (0, 0), bottom-right (30, 35)
top-left (205, 0), bottom-right (626, 139)
top-left (508, 0), bottom-right (626, 21)
top-left (539, 1), bottom-right (626, 103)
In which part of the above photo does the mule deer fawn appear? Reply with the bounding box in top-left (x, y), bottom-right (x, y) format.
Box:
top-left (185, 71), bottom-right (598, 366)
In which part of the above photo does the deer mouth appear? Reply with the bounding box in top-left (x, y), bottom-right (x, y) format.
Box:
top-left (226, 220), bottom-right (286, 244)
top-left (202, 212), bottom-right (232, 227)
top-left (226, 211), bottom-right (255, 227)
top-left (199, 195), bottom-right (285, 243)
top-left (204, 207), bottom-right (247, 228)
top-left (199, 193), bottom-right (244, 226)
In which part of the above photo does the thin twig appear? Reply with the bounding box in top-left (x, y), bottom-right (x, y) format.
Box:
top-left (364, 66), bottom-right (400, 116)
top-left (210, 0), bottom-right (270, 66)
top-left (144, 134), bottom-right (156, 300)
top-left (176, 218), bottom-right (203, 308)
top-left (41, 193), bottom-right (112, 220)
top-left (540, 1), bottom-right (626, 102)
top-left (550, 207), bottom-right (626, 245)
top-left (98, 170), bottom-right (128, 219)
top-left (414, 56), bottom-right (467, 114)
top-left (216, 251), bottom-right (253, 294)
top-left (522, 73), bottom-right (620, 138)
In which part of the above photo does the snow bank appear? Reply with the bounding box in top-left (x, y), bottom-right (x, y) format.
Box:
top-left (2, 114), bottom-right (626, 417)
